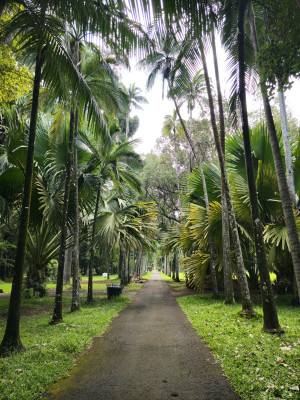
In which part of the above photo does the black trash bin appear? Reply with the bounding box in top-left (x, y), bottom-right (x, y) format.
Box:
top-left (107, 284), bottom-right (123, 299)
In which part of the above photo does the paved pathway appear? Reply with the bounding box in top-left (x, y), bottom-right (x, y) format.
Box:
top-left (43, 271), bottom-right (240, 400)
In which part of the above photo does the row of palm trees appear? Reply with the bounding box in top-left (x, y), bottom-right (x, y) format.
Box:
top-left (136, 0), bottom-right (299, 333)
top-left (0, 1), bottom-right (153, 354)
top-left (1, 0), bottom-right (299, 354)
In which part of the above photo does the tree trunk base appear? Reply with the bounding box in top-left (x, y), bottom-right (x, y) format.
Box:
top-left (291, 297), bottom-right (300, 307)
top-left (238, 309), bottom-right (257, 319)
top-left (49, 317), bottom-right (63, 326)
top-left (70, 304), bottom-right (81, 312)
top-left (86, 296), bottom-right (94, 303)
top-left (262, 326), bottom-right (284, 334)
top-left (0, 342), bottom-right (25, 357)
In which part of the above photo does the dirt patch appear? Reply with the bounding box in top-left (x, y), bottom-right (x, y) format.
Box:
top-left (0, 305), bottom-right (68, 320)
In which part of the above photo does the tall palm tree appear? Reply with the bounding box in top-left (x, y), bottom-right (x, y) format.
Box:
top-left (219, 0), bottom-right (281, 332)
top-left (0, 0), bottom-right (144, 351)
top-left (245, 0), bottom-right (300, 302)
top-left (139, 27), bottom-right (255, 310)
top-left (162, 110), bottom-right (183, 209)
top-left (171, 70), bottom-right (219, 297)
top-left (80, 132), bottom-right (143, 302)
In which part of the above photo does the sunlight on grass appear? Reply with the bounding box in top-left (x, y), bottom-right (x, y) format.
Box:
top-left (178, 295), bottom-right (300, 400)
top-left (0, 280), bottom-right (12, 293)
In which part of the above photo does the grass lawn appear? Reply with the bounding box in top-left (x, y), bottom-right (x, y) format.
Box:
top-left (0, 281), bottom-right (12, 293)
top-left (0, 295), bottom-right (131, 400)
top-left (178, 294), bottom-right (300, 400)
top-left (160, 272), bottom-right (188, 291)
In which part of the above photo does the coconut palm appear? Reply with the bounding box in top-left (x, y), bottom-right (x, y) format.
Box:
top-left (78, 129), bottom-right (143, 301)
top-left (162, 110), bottom-right (184, 209)
top-left (123, 83), bottom-right (148, 138)
top-left (95, 197), bottom-right (156, 284)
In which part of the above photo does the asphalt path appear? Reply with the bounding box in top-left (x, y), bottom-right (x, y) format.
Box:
top-left (43, 271), bottom-right (240, 400)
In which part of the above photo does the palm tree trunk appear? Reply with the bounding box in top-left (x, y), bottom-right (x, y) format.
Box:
top-left (174, 250), bottom-right (180, 282)
top-left (211, 27), bottom-right (234, 304)
top-left (173, 96), bottom-right (219, 298)
top-left (0, 48), bottom-right (43, 353)
top-left (172, 127), bottom-right (182, 210)
top-left (199, 40), bottom-right (255, 316)
top-left (277, 86), bottom-right (297, 206)
top-left (87, 184), bottom-right (101, 302)
top-left (126, 114), bottom-right (129, 138)
top-left (127, 250), bottom-right (131, 284)
top-left (50, 110), bottom-right (75, 325)
top-left (63, 232), bottom-right (72, 285)
top-left (248, 1), bottom-right (300, 302)
top-left (120, 248), bottom-right (126, 286)
top-left (248, 3), bottom-right (300, 299)
top-left (238, 0), bottom-right (281, 332)
top-left (71, 109), bottom-right (80, 312)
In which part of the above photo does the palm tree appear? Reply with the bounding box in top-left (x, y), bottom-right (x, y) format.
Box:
top-left (171, 70), bottom-right (219, 297)
top-left (219, 0), bottom-right (281, 332)
top-left (123, 83), bottom-right (148, 138)
top-left (0, 0), bottom-right (144, 350)
top-left (245, 0), bottom-right (300, 303)
top-left (80, 132), bottom-right (143, 302)
top-left (139, 27), bottom-right (254, 310)
top-left (95, 198), bottom-right (156, 284)
top-left (162, 110), bottom-right (183, 210)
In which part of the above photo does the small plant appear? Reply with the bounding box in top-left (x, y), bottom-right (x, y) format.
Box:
top-left (46, 260), bottom-right (58, 281)
top-left (22, 287), bottom-right (39, 299)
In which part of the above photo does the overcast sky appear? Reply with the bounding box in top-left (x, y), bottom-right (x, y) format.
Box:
top-left (120, 38), bottom-right (300, 155)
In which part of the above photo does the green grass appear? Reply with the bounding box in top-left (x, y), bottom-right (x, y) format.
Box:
top-left (0, 280), bottom-right (12, 293)
top-left (160, 272), bottom-right (188, 290)
top-left (177, 295), bottom-right (300, 400)
top-left (1, 273), bottom-right (151, 296)
top-left (141, 271), bottom-right (152, 279)
top-left (0, 295), bottom-right (131, 400)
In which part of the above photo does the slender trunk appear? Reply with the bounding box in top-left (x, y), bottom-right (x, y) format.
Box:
top-left (173, 127), bottom-right (182, 210)
top-left (238, 0), bottom-right (281, 332)
top-left (127, 250), bottom-right (131, 284)
top-left (249, 0), bottom-right (300, 302)
top-left (174, 94), bottom-right (219, 297)
top-left (118, 247), bottom-right (122, 278)
top-left (0, 48), bottom-right (43, 353)
top-left (63, 231), bottom-right (72, 285)
top-left (166, 253), bottom-right (170, 277)
top-left (120, 248), bottom-right (126, 286)
top-left (175, 250), bottom-right (180, 282)
top-left (126, 114), bottom-right (129, 138)
top-left (71, 108), bottom-right (80, 312)
top-left (50, 110), bottom-right (75, 325)
top-left (172, 253), bottom-right (175, 280)
top-left (211, 27), bottom-right (234, 304)
top-left (277, 87), bottom-right (297, 206)
top-left (87, 185), bottom-right (101, 302)
top-left (199, 40), bottom-right (255, 316)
